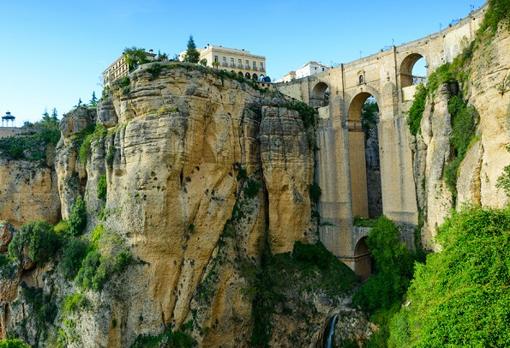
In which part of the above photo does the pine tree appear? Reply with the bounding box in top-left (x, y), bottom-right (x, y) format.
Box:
top-left (90, 91), bottom-right (98, 107)
top-left (77, 98), bottom-right (83, 107)
top-left (184, 36), bottom-right (200, 63)
top-left (51, 108), bottom-right (58, 122)
top-left (42, 109), bottom-right (51, 123)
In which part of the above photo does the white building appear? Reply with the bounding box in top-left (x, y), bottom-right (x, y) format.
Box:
top-left (277, 61), bottom-right (330, 82)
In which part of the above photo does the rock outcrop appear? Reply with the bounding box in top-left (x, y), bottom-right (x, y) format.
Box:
top-left (413, 27), bottom-right (510, 249)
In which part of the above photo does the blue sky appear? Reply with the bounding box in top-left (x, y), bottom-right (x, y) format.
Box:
top-left (0, 0), bottom-right (485, 124)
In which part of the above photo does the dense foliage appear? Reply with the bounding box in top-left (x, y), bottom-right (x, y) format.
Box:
top-left (59, 238), bottom-right (89, 279)
top-left (407, 84), bottom-right (427, 136)
top-left (250, 242), bottom-right (357, 347)
top-left (444, 95), bottom-right (478, 198)
top-left (123, 47), bottom-right (151, 72)
top-left (8, 221), bottom-right (60, 266)
top-left (67, 196), bottom-right (87, 237)
top-left (0, 117), bottom-right (60, 163)
top-left (352, 217), bottom-right (415, 313)
top-left (0, 339), bottom-right (30, 348)
top-left (97, 175), bottom-right (107, 201)
top-left (389, 207), bottom-right (510, 347)
top-left (361, 98), bottom-right (379, 133)
top-left (480, 0), bottom-right (510, 34)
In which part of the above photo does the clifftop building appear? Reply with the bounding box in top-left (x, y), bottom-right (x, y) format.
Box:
top-left (181, 45), bottom-right (267, 81)
top-left (103, 50), bottom-right (156, 87)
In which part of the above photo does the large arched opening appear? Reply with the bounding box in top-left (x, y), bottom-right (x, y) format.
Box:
top-left (400, 53), bottom-right (427, 88)
top-left (354, 237), bottom-right (372, 281)
top-left (347, 92), bottom-right (383, 219)
top-left (310, 82), bottom-right (329, 108)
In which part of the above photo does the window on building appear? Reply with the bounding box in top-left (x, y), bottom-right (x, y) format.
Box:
top-left (246, 60), bottom-right (249, 67)
top-left (214, 55), bottom-right (219, 62)
top-left (260, 62), bottom-right (264, 70)
top-left (253, 61), bottom-right (257, 69)
top-left (238, 58), bottom-right (242, 66)
top-left (230, 57), bottom-right (234, 66)
top-left (223, 56), bottom-right (227, 63)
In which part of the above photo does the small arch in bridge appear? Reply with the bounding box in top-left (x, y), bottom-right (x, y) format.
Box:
top-left (238, 71), bottom-right (244, 78)
top-left (354, 237), bottom-right (372, 281)
top-left (252, 73), bottom-right (258, 80)
top-left (245, 72), bottom-right (251, 79)
top-left (400, 53), bottom-right (428, 88)
top-left (311, 82), bottom-right (330, 108)
top-left (359, 75), bottom-right (364, 85)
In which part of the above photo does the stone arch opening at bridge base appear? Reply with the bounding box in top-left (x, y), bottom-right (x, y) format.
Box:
top-left (347, 92), bottom-right (383, 220)
top-left (354, 237), bottom-right (372, 281)
top-left (311, 81), bottom-right (329, 108)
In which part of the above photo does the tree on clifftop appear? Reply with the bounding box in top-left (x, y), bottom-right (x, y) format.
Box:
top-left (184, 36), bottom-right (200, 63)
top-left (123, 47), bottom-right (150, 72)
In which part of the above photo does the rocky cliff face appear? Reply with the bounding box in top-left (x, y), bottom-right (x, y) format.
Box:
top-left (0, 64), bottom-right (371, 347)
top-left (413, 27), bottom-right (510, 249)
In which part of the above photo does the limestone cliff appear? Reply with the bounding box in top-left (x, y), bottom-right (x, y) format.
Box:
top-left (413, 27), bottom-right (510, 249)
top-left (0, 64), bottom-right (371, 347)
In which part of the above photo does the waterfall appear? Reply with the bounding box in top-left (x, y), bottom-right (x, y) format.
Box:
top-left (324, 314), bottom-right (339, 348)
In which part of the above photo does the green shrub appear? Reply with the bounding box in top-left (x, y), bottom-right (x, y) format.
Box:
top-left (0, 339), bottom-right (30, 348)
top-left (53, 220), bottom-right (69, 235)
top-left (8, 221), bottom-right (60, 265)
top-left (352, 217), bottom-right (414, 313)
top-left (407, 84), bottom-right (427, 136)
top-left (353, 216), bottom-right (378, 228)
top-left (21, 283), bottom-right (57, 341)
top-left (78, 124), bottom-right (106, 164)
top-left (146, 63), bottom-right (163, 80)
top-left (60, 239), bottom-right (89, 280)
top-left (75, 249), bottom-right (102, 290)
top-left (0, 253), bottom-right (10, 268)
top-left (497, 162), bottom-right (510, 197)
top-left (479, 0), bottom-right (510, 34)
top-left (62, 293), bottom-right (88, 314)
top-left (97, 175), bottom-right (107, 200)
top-left (68, 196), bottom-right (87, 237)
top-left (389, 207), bottom-right (510, 347)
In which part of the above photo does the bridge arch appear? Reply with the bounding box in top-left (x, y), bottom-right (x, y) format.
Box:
top-left (400, 53), bottom-right (428, 88)
top-left (354, 237), bottom-right (372, 281)
top-left (310, 81), bottom-right (330, 108)
top-left (347, 91), bottom-right (383, 219)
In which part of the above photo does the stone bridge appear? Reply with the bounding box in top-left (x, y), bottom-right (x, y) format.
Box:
top-left (276, 6), bottom-right (486, 275)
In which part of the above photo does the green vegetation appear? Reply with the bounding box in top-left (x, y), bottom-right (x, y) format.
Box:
top-left (75, 224), bottom-right (132, 291)
top-left (97, 175), bottom-right (107, 201)
top-left (361, 98), bottom-right (379, 133)
top-left (407, 84), bottom-right (427, 136)
top-left (0, 339), bottom-right (30, 348)
top-left (352, 216), bottom-right (379, 228)
top-left (479, 0), bottom-right (510, 34)
top-left (59, 238), bottom-right (89, 280)
top-left (0, 115), bottom-right (60, 163)
top-left (123, 47), bottom-right (151, 72)
top-left (444, 95), bottom-right (478, 199)
top-left (285, 100), bottom-right (317, 130)
top-left (249, 242), bottom-right (357, 347)
top-left (8, 221), bottom-right (60, 266)
top-left (62, 293), bottom-right (88, 315)
top-left (183, 35), bottom-right (200, 63)
top-left (352, 217), bottom-right (415, 313)
top-left (243, 177), bottom-right (261, 199)
top-left (78, 123), bottom-right (106, 164)
top-left (388, 206), bottom-right (510, 347)
top-left (67, 196), bottom-right (87, 237)
top-left (146, 63), bottom-right (163, 80)
top-left (131, 326), bottom-right (197, 348)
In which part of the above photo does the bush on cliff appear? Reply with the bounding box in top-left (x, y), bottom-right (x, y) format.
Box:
top-left (67, 196), bottom-right (87, 237)
top-left (8, 221), bottom-right (60, 266)
top-left (0, 339), bottom-right (30, 348)
top-left (388, 207), bottom-right (510, 347)
top-left (352, 217), bottom-right (415, 313)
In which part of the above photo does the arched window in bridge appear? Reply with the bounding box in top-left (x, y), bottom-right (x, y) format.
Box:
top-left (359, 74), bottom-right (365, 85)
